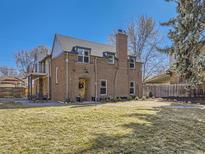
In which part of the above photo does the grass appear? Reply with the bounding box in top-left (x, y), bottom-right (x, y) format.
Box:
top-left (0, 100), bottom-right (205, 154)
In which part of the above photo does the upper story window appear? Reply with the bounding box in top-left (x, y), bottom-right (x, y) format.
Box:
top-left (77, 47), bottom-right (90, 63)
top-left (103, 52), bottom-right (115, 64)
top-left (129, 56), bottom-right (136, 69)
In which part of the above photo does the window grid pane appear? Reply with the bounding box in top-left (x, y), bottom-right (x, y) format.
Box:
top-left (101, 81), bottom-right (106, 87)
top-left (84, 56), bottom-right (89, 63)
top-left (129, 57), bottom-right (135, 68)
top-left (130, 82), bottom-right (134, 87)
top-left (77, 48), bottom-right (90, 63)
top-left (107, 55), bottom-right (114, 64)
top-left (130, 88), bottom-right (134, 94)
top-left (100, 80), bottom-right (107, 95)
top-left (78, 56), bottom-right (83, 62)
top-left (100, 88), bottom-right (106, 95)
top-left (129, 81), bottom-right (135, 95)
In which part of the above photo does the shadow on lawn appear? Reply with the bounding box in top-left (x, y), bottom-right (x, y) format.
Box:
top-left (0, 103), bottom-right (32, 109)
top-left (0, 102), bottom-right (67, 109)
top-left (0, 102), bottom-right (101, 110)
top-left (76, 106), bottom-right (205, 154)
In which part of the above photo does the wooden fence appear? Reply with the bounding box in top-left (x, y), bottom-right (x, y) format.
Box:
top-left (143, 84), bottom-right (205, 98)
top-left (0, 87), bottom-right (26, 98)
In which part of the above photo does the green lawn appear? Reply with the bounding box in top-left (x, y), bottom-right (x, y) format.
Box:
top-left (0, 100), bottom-right (205, 154)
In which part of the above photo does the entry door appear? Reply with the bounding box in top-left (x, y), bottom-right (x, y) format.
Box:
top-left (79, 79), bottom-right (87, 100)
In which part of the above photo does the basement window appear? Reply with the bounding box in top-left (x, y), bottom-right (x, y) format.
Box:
top-left (100, 80), bottom-right (107, 95)
top-left (77, 48), bottom-right (90, 63)
top-left (129, 56), bottom-right (136, 69)
top-left (129, 81), bottom-right (135, 95)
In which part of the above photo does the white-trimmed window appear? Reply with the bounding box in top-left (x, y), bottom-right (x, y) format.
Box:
top-left (77, 48), bottom-right (90, 63)
top-left (129, 57), bottom-right (136, 69)
top-left (55, 67), bottom-right (58, 84)
top-left (107, 54), bottom-right (115, 64)
top-left (100, 80), bottom-right (107, 95)
top-left (129, 81), bottom-right (135, 95)
top-left (103, 52), bottom-right (115, 64)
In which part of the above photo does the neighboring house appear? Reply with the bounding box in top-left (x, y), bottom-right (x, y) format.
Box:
top-left (145, 71), bottom-right (181, 85)
top-left (0, 76), bottom-right (25, 88)
top-left (144, 45), bottom-right (205, 97)
top-left (28, 30), bottom-right (143, 102)
top-left (0, 76), bottom-right (26, 98)
top-left (145, 73), bottom-right (171, 85)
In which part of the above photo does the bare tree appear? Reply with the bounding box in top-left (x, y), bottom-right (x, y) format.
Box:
top-left (109, 16), bottom-right (168, 82)
top-left (0, 66), bottom-right (17, 77)
top-left (15, 45), bottom-right (49, 76)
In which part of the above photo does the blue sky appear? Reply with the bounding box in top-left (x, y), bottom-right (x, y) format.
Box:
top-left (0, 0), bottom-right (176, 68)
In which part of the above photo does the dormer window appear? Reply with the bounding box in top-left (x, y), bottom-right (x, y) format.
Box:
top-left (103, 52), bottom-right (115, 64)
top-left (77, 47), bottom-right (90, 63)
top-left (129, 56), bottom-right (136, 69)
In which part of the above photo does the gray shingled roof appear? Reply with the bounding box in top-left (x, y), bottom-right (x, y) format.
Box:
top-left (56, 34), bottom-right (116, 57)
top-left (55, 34), bottom-right (142, 62)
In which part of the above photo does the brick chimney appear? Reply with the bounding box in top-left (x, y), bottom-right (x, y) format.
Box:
top-left (115, 29), bottom-right (129, 97)
top-left (116, 29), bottom-right (128, 68)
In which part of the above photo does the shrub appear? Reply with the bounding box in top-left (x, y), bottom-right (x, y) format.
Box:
top-left (142, 96), bottom-right (146, 100)
top-left (111, 97), bottom-right (118, 102)
top-left (135, 96), bottom-right (139, 100)
top-left (128, 96), bottom-right (133, 101)
top-left (100, 98), bottom-right (107, 103)
top-left (149, 92), bottom-right (153, 98)
top-left (116, 97), bottom-right (122, 102)
top-left (109, 97), bottom-right (114, 102)
top-left (105, 97), bottom-right (111, 102)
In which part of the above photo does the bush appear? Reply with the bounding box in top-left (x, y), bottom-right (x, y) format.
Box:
top-left (128, 96), bottom-right (133, 101)
top-left (117, 97), bottom-right (122, 102)
top-left (109, 97), bottom-right (114, 102)
top-left (64, 98), bottom-right (71, 103)
top-left (135, 96), bottom-right (139, 100)
top-left (105, 97), bottom-right (111, 102)
top-left (100, 98), bottom-right (106, 103)
top-left (149, 92), bottom-right (153, 98)
top-left (112, 97), bottom-right (118, 102)
top-left (142, 96), bottom-right (146, 100)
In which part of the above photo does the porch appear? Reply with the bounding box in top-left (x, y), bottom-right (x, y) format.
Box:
top-left (28, 73), bottom-right (50, 100)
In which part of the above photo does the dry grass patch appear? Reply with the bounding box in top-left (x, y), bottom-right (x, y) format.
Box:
top-left (0, 100), bottom-right (205, 154)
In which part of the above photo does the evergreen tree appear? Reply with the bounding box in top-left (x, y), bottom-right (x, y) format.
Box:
top-left (161, 0), bottom-right (205, 87)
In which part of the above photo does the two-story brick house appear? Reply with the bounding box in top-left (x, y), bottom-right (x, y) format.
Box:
top-left (28, 30), bottom-right (142, 102)
top-left (51, 30), bottom-right (142, 102)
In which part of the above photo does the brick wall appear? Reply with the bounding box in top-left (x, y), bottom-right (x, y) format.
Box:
top-left (51, 52), bottom-right (142, 102)
top-left (51, 52), bottom-right (66, 101)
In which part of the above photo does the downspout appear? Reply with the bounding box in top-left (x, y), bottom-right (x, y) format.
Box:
top-left (49, 58), bottom-right (52, 99)
top-left (48, 59), bottom-right (51, 99)
top-left (65, 52), bottom-right (69, 101)
top-left (113, 59), bottom-right (119, 98)
top-left (95, 57), bottom-right (98, 101)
